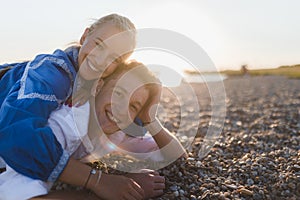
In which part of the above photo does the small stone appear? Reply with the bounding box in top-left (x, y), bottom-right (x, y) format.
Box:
top-left (170, 185), bottom-right (178, 191)
top-left (258, 189), bottom-right (264, 195)
top-left (195, 161), bottom-right (202, 167)
top-left (201, 190), bottom-right (210, 199)
top-left (238, 188), bottom-right (253, 196)
top-left (179, 189), bottom-right (185, 195)
top-left (225, 184), bottom-right (238, 190)
top-left (253, 193), bottom-right (262, 200)
top-left (190, 195), bottom-right (197, 200)
top-left (236, 121), bottom-right (242, 126)
top-left (173, 190), bottom-right (179, 197)
top-left (247, 178), bottom-right (254, 185)
top-left (187, 157), bottom-right (195, 161)
top-left (293, 164), bottom-right (300, 171)
top-left (288, 183), bottom-right (296, 189)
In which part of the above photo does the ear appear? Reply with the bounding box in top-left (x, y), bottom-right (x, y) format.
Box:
top-left (80, 28), bottom-right (90, 45)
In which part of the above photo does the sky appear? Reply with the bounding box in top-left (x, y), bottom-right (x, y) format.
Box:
top-left (1, 0), bottom-right (299, 72)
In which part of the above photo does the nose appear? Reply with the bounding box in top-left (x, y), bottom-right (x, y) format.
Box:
top-left (94, 50), bottom-right (107, 66)
top-left (112, 101), bottom-right (127, 116)
top-left (111, 101), bottom-right (132, 125)
top-left (90, 48), bottom-right (110, 70)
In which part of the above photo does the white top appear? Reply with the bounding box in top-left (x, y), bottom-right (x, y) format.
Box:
top-left (0, 102), bottom-right (161, 200)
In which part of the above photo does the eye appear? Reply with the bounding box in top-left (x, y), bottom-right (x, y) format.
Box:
top-left (130, 104), bottom-right (138, 112)
top-left (95, 41), bottom-right (104, 50)
top-left (114, 90), bottom-right (123, 97)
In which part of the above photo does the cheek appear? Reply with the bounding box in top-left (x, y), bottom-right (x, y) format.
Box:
top-left (129, 112), bottom-right (136, 122)
top-left (78, 42), bottom-right (94, 64)
top-left (102, 63), bottom-right (118, 78)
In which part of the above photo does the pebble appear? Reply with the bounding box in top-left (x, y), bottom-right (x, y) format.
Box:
top-left (173, 190), bottom-right (179, 197)
top-left (170, 185), bottom-right (178, 191)
top-left (247, 178), bottom-right (254, 185)
top-left (51, 76), bottom-right (300, 200)
top-left (238, 188), bottom-right (253, 196)
top-left (195, 161), bottom-right (201, 167)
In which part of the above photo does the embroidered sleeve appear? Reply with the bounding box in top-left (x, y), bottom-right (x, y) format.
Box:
top-left (0, 54), bottom-right (74, 182)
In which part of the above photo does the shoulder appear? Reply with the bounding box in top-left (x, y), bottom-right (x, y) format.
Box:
top-left (29, 49), bottom-right (77, 80)
top-left (20, 49), bottom-right (78, 102)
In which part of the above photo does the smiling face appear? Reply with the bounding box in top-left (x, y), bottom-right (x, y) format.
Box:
top-left (78, 22), bottom-right (135, 80)
top-left (94, 70), bottom-right (150, 135)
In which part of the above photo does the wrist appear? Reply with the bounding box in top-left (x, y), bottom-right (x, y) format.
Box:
top-left (144, 118), bottom-right (163, 136)
top-left (84, 167), bottom-right (97, 190)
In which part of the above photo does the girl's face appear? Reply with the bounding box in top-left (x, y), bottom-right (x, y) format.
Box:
top-left (78, 22), bottom-right (134, 80)
top-left (94, 72), bottom-right (149, 135)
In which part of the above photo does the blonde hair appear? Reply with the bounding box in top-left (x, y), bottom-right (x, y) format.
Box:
top-left (104, 60), bottom-right (160, 86)
top-left (89, 13), bottom-right (136, 48)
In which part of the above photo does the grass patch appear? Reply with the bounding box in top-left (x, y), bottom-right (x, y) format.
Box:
top-left (221, 64), bottom-right (300, 79)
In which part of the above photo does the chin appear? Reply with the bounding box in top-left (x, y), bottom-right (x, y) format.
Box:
top-left (79, 69), bottom-right (95, 81)
top-left (100, 125), bottom-right (119, 135)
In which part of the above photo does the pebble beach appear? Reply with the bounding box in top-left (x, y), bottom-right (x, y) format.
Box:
top-left (155, 75), bottom-right (300, 200)
top-left (52, 75), bottom-right (300, 200)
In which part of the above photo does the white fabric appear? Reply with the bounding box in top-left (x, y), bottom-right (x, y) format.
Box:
top-left (0, 102), bottom-right (161, 199)
top-left (0, 157), bottom-right (5, 169)
top-left (0, 103), bottom-right (90, 200)
top-left (0, 166), bottom-right (51, 200)
top-left (49, 103), bottom-right (90, 155)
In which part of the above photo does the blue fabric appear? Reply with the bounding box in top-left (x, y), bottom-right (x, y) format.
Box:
top-left (0, 47), bottom-right (79, 181)
top-left (122, 117), bottom-right (148, 137)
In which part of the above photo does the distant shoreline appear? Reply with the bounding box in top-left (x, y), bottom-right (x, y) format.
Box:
top-left (184, 64), bottom-right (300, 79)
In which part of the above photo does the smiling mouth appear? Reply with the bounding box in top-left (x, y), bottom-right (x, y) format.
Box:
top-left (87, 59), bottom-right (102, 72)
top-left (106, 111), bottom-right (120, 124)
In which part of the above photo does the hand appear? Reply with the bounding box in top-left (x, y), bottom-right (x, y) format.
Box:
top-left (71, 88), bottom-right (91, 107)
top-left (92, 173), bottom-right (145, 200)
top-left (125, 169), bottom-right (165, 199)
top-left (66, 79), bottom-right (104, 107)
top-left (138, 83), bottom-right (162, 124)
top-left (90, 79), bottom-right (104, 97)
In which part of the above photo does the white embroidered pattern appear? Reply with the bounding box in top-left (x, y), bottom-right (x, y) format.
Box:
top-left (18, 57), bottom-right (74, 103)
top-left (47, 150), bottom-right (70, 182)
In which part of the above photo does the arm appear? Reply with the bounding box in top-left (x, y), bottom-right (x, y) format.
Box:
top-left (138, 84), bottom-right (187, 160)
top-left (145, 118), bottom-right (187, 159)
top-left (59, 158), bottom-right (145, 200)
top-left (0, 54), bottom-right (75, 182)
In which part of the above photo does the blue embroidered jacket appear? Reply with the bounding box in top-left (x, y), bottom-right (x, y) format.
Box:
top-left (0, 47), bottom-right (79, 182)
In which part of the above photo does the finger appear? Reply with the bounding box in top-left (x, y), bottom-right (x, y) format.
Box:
top-left (124, 192), bottom-right (137, 200)
top-left (80, 97), bottom-right (88, 105)
top-left (72, 93), bottom-right (85, 105)
top-left (138, 169), bottom-right (155, 174)
top-left (131, 181), bottom-right (145, 199)
top-left (149, 171), bottom-right (160, 176)
top-left (153, 183), bottom-right (165, 190)
top-left (64, 98), bottom-right (71, 105)
top-left (74, 97), bottom-right (85, 107)
top-left (125, 191), bottom-right (143, 200)
top-left (91, 79), bottom-right (103, 97)
top-left (73, 93), bottom-right (90, 107)
top-left (153, 189), bottom-right (164, 197)
top-left (77, 96), bottom-right (89, 107)
top-left (153, 175), bottom-right (165, 183)
top-left (126, 188), bottom-right (143, 200)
